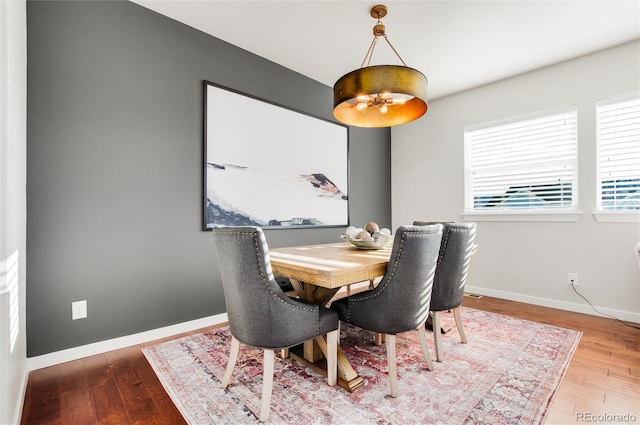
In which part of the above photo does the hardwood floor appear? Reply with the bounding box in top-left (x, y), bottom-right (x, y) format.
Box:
top-left (20, 295), bottom-right (639, 424)
top-left (462, 296), bottom-right (640, 425)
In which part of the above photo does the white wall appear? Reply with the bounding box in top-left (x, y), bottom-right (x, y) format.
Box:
top-left (0, 0), bottom-right (28, 423)
top-left (392, 41), bottom-right (640, 322)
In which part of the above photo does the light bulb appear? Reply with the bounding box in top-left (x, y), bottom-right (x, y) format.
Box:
top-left (390, 93), bottom-right (412, 105)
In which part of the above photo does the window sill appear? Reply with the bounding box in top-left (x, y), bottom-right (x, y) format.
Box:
top-left (461, 211), bottom-right (583, 222)
top-left (593, 211), bottom-right (640, 223)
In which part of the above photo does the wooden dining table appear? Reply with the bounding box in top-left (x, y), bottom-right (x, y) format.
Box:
top-left (269, 241), bottom-right (393, 392)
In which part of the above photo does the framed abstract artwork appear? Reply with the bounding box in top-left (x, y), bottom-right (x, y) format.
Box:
top-left (203, 81), bottom-right (349, 230)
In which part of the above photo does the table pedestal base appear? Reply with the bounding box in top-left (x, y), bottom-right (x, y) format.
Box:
top-left (289, 348), bottom-right (365, 392)
top-left (284, 278), bottom-right (367, 392)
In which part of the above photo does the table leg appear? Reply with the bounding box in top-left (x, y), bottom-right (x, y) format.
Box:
top-left (373, 332), bottom-right (386, 345)
top-left (285, 278), bottom-right (365, 392)
top-left (291, 335), bottom-right (364, 392)
top-left (336, 347), bottom-right (364, 391)
top-left (290, 279), bottom-right (341, 363)
top-left (303, 339), bottom-right (323, 362)
top-left (289, 279), bottom-right (304, 298)
top-left (289, 278), bottom-right (339, 306)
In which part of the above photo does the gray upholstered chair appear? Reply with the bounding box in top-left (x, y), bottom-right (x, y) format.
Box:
top-left (414, 221), bottom-right (477, 362)
top-left (330, 225), bottom-right (443, 397)
top-left (212, 226), bottom-right (339, 422)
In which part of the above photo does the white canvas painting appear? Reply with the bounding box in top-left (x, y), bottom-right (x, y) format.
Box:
top-left (204, 82), bottom-right (349, 229)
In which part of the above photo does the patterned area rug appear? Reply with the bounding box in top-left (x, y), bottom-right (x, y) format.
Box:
top-left (142, 307), bottom-right (581, 424)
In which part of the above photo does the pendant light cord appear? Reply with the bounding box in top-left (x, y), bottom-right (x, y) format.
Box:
top-left (360, 37), bottom-right (379, 68)
top-left (360, 18), bottom-right (408, 69)
top-left (382, 34), bottom-right (408, 67)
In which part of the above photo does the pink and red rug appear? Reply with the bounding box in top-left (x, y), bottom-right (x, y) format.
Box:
top-left (143, 307), bottom-right (580, 424)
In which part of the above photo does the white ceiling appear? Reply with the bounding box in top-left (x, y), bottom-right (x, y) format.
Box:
top-left (131, 0), bottom-right (640, 100)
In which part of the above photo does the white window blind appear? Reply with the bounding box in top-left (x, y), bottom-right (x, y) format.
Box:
top-left (464, 107), bottom-right (578, 211)
top-left (596, 92), bottom-right (640, 211)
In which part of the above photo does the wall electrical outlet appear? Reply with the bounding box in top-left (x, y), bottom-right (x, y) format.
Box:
top-left (567, 273), bottom-right (578, 286)
top-left (72, 300), bottom-right (87, 320)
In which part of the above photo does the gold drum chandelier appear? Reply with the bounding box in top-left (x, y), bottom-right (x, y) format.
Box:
top-left (333, 5), bottom-right (428, 128)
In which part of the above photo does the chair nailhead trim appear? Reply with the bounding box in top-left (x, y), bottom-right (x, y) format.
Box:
top-left (437, 225), bottom-right (475, 266)
top-left (345, 228), bottom-right (439, 323)
top-left (213, 228), bottom-right (319, 333)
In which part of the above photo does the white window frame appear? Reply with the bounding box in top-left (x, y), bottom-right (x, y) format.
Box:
top-left (593, 91), bottom-right (640, 223)
top-left (462, 106), bottom-right (582, 222)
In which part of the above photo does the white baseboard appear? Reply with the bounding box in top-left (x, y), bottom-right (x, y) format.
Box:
top-left (27, 312), bottom-right (229, 371)
top-left (11, 368), bottom-right (28, 425)
top-left (25, 288), bottom-right (638, 372)
top-left (465, 285), bottom-right (640, 324)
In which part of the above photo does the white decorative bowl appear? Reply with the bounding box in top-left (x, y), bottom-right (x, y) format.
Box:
top-left (342, 233), bottom-right (392, 250)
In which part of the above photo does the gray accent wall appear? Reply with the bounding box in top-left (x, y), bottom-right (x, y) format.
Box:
top-left (26, 0), bottom-right (391, 356)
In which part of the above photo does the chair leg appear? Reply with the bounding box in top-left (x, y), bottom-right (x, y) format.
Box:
top-left (386, 334), bottom-right (398, 397)
top-left (260, 349), bottom-right (275, 422)
top-left (326, 329), bottom-right (338, 386)
top-left (417, 326), bottom-right (434, 371)
top-left (220, 336), bottom-right (240, 389)
top-left (432, 311), bottom-right (444, 362)
top-left (453, 307), bottom-right (468, 343)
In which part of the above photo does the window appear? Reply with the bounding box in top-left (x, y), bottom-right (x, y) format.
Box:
top-left (464, 107), bottom-right (578, 214)
top-left (596, 92), bottom-right (640, 212)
